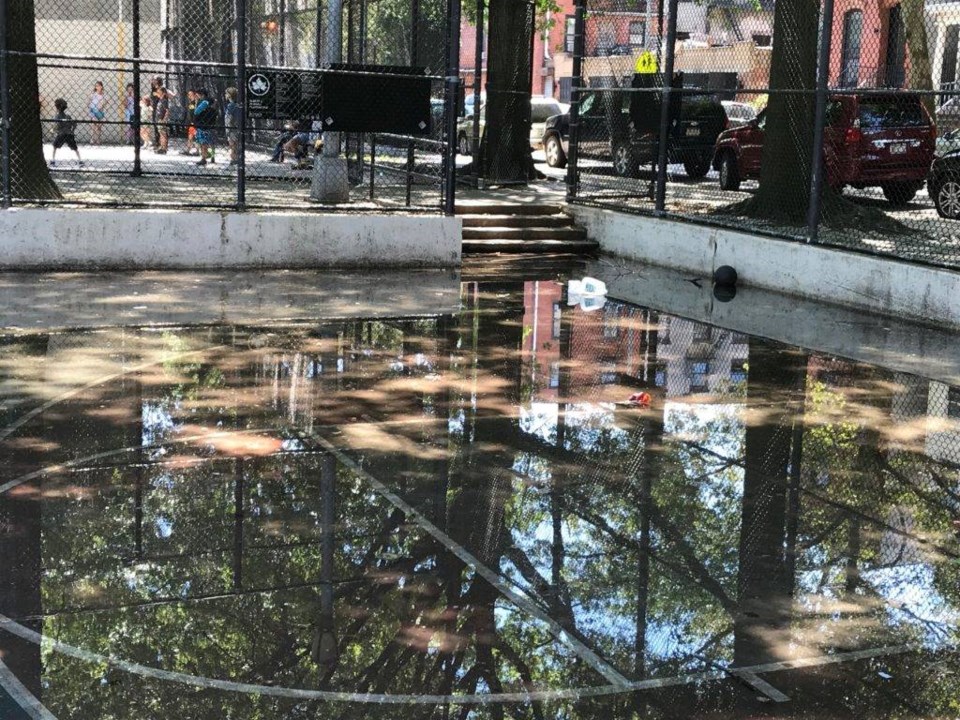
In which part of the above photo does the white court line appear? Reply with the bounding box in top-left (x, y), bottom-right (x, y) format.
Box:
top-left (0, 656), bottom-right (58, 720)
top-left (0, 428), bottom-right (278, 497)
top-left (0, 612), bottom-right (925, 705)
top-left (0, 346), bottom-right (225, 442)
top-left (732, 670), bottom-right (791, 703)
top-left (309, 431), bottom-right (635, 687)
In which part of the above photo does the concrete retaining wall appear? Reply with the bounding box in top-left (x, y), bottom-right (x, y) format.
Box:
top-left (0, 208), bottom-right (461, 269)
top-left (570, 204), bottom-right (960, 330)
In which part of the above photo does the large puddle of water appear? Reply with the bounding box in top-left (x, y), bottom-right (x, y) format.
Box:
top-left (0, 270), bottom-right (958, 718)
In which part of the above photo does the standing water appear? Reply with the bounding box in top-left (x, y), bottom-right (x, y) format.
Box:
top-left (0, 270), bottom-right (957, 719)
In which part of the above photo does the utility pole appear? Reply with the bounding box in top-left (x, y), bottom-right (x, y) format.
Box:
top-left (311, 0), bottom-right (351, 202)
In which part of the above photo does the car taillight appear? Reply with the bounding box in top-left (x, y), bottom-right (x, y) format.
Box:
top-left (845, 127), bottom-right (862, 145)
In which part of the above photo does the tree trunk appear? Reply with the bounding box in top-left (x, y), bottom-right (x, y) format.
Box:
top-left (8, 0), bottom-right (61, 199)
top-left (479, 0), bottom-right (536, 183)
top-left (744, 0), bottom-right (819, 223)
top-left (734, 341), bottom-right (807, 667)
top-left (901, 0), bottom-right (935, 116)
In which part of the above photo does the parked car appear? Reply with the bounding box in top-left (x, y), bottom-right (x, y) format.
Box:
top-left (928, 149), bottom-right (960, 218)
top-left (721, 101), bottom-right (757, 128)
top-left (937, 127), bottom-right (960, 157)
top-left (712, 92), bottom-right (936, 205)
top-left (541, 74), bottom-right (728, 178)
top-left (456, 97), bottom-right (564, 155)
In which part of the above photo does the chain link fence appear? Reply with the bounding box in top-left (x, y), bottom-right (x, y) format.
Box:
top-left (0, 0), bottom-right (460, 211)
top-left (563, 0), bottom-right (960, 270)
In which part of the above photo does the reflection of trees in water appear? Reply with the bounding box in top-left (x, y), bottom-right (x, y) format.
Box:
top-left (0, 292), bottom-right (958, 718)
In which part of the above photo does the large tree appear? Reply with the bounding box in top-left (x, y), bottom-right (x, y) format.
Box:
top-left (7, 0), bottom-right (60, 199)
top-left (479, 0), bottom-right (538, 182)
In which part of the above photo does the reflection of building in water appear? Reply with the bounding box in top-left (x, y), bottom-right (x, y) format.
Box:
top-left (655, 316), bottom-right (749, 398)
top-left (521, 281), bottom-right (659, 402)
top-left (892, 373), bottom-right (960, 464)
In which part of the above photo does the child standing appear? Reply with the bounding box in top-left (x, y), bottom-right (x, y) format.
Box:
top-left (180, 89), bottom-right (198, 156)
top-left (193, 88), bottom-right (217, 166)
top-left (50, 98), bottom-right (82, 167)
top-left (124, 83), bottom-right (136, 145)
top-left (139, 95), bottom-right (153, 147)
top-left (223, 87), bottom-right (242, 165)
top-left (88, 80), bottom-right (105, 145)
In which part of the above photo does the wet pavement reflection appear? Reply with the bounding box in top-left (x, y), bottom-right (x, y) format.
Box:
top-left (0, 275), bottom-right (958, 719)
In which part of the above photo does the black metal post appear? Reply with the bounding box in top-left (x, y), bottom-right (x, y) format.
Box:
top-left (279, 0), bottom-right (286, 65)
top-left (132, 0), bottom-right (142, 177)
top-left (0, 0), bottom-right (11, 208)
top-left (471, 0), bottom-right (484, 170)
top-left (565, 0), bottom-right (586, 202)
top-left (315, 1), bottom-right (323, 66)
top-left (236, 0), bottom-right (247, 208)
top-left (442, 0), bottom-right (461, 215)
top-left (369, 135), bottom-right (376, 199)
top-left (411, 0), bottom-right (420, 66)
top-left (232, 457), bottom-right (245, 591)
top-left (807, 0), bottom-right (835, 242)
top-left (654, 0), bottom-right (679, 214)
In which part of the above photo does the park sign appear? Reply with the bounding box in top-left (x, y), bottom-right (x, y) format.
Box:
top-left (245, 65), bottom-right (433, 135)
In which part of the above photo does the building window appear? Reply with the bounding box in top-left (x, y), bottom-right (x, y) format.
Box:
top-left (549, 361), bottom-right (561, 389)
top-left (603, 305), bottom-right (620, 339)
top-left (629, 21), bottom-right (645, 47)
top-left (559, 77), bottom-right (573, 103)
top-left (752, 33), bottom-right (771, 47)
top-left (839, 10), bottom-right (863, 88)
top-left (690, 361), bottom-right (709, 392)
top-left (564, 16), bottom-right (576, 53)
top-left (552, 302), bottom-right (562, 339)
top-left (601, 363), bottom-right (618, 384)
top-left (949, 386), bottom-right (960, 419)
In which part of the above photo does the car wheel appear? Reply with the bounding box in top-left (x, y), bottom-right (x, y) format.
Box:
top-left (545, 135), bottom-right (567, 168)
top-left (683, 153), bottom-right (711, 180)
top-left (881, 182), bottom-right (919, 206)
top-left (933, 174), bottom-right (960, 219)
top-left (458, 133), bottom-right (470, 156)
top-left (718, 152), bottom-right (740, 191)
top-left (613, 143), bottom-right (641, 178)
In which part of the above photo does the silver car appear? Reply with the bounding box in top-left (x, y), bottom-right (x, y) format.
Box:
top-left (721, 101), bottom-right (758, 128)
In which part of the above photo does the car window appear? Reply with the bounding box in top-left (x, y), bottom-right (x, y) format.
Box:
top-left (531, 102), bottom-right (562, 122)
top-left (858, 98), bottom-right (928, 128)
top-left (825, 101), bottom-right (843, 126)
top-left (580, 94), bottom-right (597, 116)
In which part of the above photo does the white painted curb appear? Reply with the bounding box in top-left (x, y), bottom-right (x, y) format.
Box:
top-left (570, 205), bottom-right (960, 329)
top-left (0, 208), bottom-right (462, 269)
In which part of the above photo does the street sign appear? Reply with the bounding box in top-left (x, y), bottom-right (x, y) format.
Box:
top-left (634, 51), bottom-right (658, 74)
top-left (245, 66), bottom-right (432, 134)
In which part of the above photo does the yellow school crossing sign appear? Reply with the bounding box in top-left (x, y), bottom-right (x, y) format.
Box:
top-left (635, 50), bottom-right (658, 74)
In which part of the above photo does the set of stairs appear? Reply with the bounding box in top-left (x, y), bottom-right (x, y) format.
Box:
top-left (457, 202), bottom-right (598, 254)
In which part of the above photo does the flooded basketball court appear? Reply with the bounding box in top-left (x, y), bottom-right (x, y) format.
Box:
top-left (0, 263), bottom-right (957, 719)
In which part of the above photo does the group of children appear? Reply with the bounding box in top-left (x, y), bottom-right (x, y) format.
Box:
top-left (50, 81), bottom-right (243, 168)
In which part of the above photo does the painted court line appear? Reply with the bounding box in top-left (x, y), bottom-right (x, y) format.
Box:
top-left (0, 612), bottom-right (924, 705)
top-left (309, 431), bottom-right (635, 687)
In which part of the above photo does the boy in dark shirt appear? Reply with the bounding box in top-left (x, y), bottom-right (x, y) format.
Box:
top-left (50, 98), bottom-right (82, 167)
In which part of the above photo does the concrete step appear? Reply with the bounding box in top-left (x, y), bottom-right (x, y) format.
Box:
top-left (455, 202), bottom-right (565, 216)
top-left (463, 239), bottom-right (600, 254)
top-left (462, 226), bottom-right (589, 241)
top-left (460, 213), bottom-right (574, 229)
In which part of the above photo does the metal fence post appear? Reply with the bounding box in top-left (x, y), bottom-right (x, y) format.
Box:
top-left (471, 0), bottom-right (484, 171)
top-left (806, 0), bottom-right (835, 243)
top-left (565, 0), bottom-right (586, 203)
top-left (132, 0), bottom-right (142, 177)
top-left (0, 0), bottom-right (11, 208)
top-left (236, 0), bottom-right (247, 209)
top-left (654, 0), bottom-right (679, 215)
top-left (442, 0), bottom-right (461, 215)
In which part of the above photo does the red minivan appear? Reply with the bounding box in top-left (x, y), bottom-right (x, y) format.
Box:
top-left (712, 93), bottom-right (936, 205)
